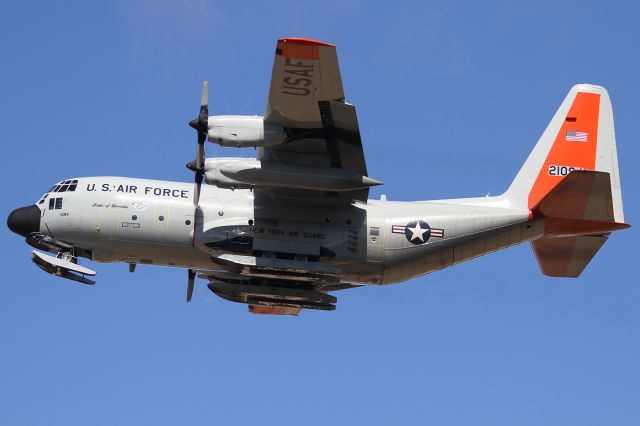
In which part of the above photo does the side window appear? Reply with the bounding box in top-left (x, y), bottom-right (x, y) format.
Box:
top-left (55, 198), bottom-right (63, 209)
top-left (49, 198), bottom-right (54, 210)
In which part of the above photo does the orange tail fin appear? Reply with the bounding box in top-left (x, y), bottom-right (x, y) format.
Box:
top-left (505, 84), bottom-right (624, 223)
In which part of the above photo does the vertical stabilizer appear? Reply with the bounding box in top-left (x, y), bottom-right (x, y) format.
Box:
top-left (504, 84), bottom-right (624, 223)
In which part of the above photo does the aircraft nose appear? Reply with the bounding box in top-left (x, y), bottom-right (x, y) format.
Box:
top-left (7, 205), bottom-right (41, 237)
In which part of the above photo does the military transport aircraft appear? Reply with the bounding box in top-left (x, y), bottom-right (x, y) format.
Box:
top-left (7, 38), bottom-right (629, 315)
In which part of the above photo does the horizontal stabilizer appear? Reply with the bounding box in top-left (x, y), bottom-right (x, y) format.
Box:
top-left (532, 235), bottom-right (607, 278)
top-left (531, 170), bottom-right (630, 237)
top-left (533, 170), bottom-right (614, 222)
top-left (530, 170), bottom-right (629, 277)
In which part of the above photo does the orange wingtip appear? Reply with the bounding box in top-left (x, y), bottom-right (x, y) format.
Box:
top-left (276, 38), bottom-right (334, 60)
top-left (278, 37), bottom-right (335, 47)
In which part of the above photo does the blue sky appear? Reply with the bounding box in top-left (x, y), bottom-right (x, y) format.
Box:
top-left (1, 1), bottom-right (639, 424)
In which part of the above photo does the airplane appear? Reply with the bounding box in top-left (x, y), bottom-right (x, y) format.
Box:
top-left (6, 37), bottom-right (630, 315)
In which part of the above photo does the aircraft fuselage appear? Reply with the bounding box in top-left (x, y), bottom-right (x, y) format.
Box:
top-left (17, 176), bottom-right (540, 286)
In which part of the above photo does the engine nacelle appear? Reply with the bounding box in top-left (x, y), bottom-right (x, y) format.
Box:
top-left (204, 158), bottom-right (382, 191)
top-left (204, 158), bottom-right (257, 189)
top-left (207, 115), bottom-right (286, 148)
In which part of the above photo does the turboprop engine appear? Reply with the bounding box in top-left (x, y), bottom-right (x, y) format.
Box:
top-left (207, 115), bottom-right (287, 148)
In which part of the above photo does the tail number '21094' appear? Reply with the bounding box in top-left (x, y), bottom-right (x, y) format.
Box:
top-left (548, 165), bottom-right (585, 176)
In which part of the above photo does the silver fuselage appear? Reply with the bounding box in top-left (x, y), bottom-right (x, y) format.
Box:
top-left (37, 176), bottom-right (541, 285)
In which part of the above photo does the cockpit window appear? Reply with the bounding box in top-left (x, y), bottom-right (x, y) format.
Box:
top-left (50, 179), bottom-right (78, 193)
top-left (48, 197), bottom-right (63, 209)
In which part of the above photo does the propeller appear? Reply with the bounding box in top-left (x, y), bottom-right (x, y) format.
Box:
top-left (185, 81), bottom-right (208, 302)
top-left (188, 80), bottom-right (209, 207)
top-left (187, 269), bottom-right (195, 302)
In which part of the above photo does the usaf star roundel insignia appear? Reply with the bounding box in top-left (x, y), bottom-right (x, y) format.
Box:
top-left (404, 220), bottom-right (431, 245)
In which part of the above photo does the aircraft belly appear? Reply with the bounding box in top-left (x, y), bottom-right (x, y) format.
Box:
top-left (91, 241), bottom-right (212, 268)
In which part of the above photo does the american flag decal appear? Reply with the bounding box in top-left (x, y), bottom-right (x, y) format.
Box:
top-left (566, 131), bottom-right (588, 142)
top-left (392, 225), bottom-right (406, 234)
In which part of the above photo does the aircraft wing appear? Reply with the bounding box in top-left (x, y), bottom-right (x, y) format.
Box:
top-left (259, 37), bottom-right (373, 203)
top-left (192, 39), bottom-right (370, 315)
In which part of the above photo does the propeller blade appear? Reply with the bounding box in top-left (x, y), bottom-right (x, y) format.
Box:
top-left (189, 80), bottom-right (209, 207)
top-left (187, 269), bottom-right (195, 302)
top-left (200, 80), bottom-right (209, 116)
top-left (189, 80), bottom-right (209, 133)
top-left (193, 169), bottom-right (202, 207)
top-left (196, 132), bottom-right (206, 173)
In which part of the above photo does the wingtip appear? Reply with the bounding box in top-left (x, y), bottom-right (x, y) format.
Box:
top-left (278, 37), bottom-right (335, 47)
top-left (275, 38), bottom-right (334, 60)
